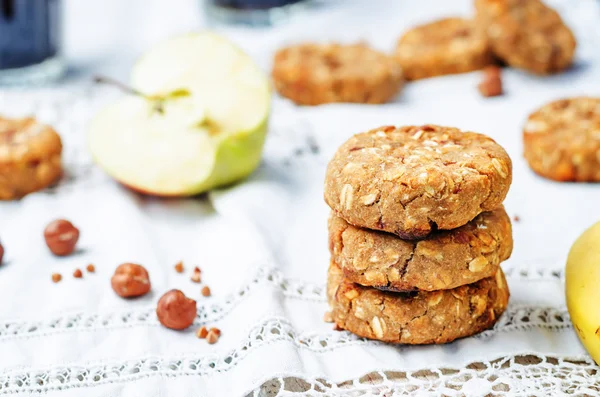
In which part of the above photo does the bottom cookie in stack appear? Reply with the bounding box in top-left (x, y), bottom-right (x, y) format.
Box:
top-left (327, 262), bottom-right (509, 345)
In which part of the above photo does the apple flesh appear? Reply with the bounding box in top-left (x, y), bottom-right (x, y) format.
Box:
top-left (88, 33), bottom-right (270, 196)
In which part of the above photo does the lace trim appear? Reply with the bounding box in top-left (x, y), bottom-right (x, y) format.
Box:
top-left (0, 315), bottom-right (588, 395)
top-left (0, 266), bottom-right (322, 340)
top-left (246, 354), bottom-right (600, 396)
top-left (0, 266), bottom-right (569, 341)
top-left (478, 303), bottom-right (570, 337)
top-left (0, 317), bottom-right (357, 394)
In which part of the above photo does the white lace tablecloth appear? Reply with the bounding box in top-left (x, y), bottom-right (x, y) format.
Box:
top-left (1, 0), bottom-right (600, 395)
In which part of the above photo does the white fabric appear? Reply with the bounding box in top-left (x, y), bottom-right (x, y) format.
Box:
top-left (1, 0), bottom-right (600, 395)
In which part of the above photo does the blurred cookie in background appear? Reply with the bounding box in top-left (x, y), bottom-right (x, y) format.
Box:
top-left (524, 97), bottom-right (600, 182)
top-left (475, 0), bottom-right (576, 74)
top-left (0, 117), bottom-right (62, 200)
top-left (272, 43), bottom-right (404, 105)
top-left (396, 17), bottom-right (493, 80)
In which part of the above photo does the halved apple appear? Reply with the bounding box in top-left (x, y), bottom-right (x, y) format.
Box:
top-left (88, 32), bottom-right (270, 196)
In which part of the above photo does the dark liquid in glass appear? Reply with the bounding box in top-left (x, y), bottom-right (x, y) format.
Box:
top-left (0, 0), bottom-right (60, 70)
top-left (213, 0), bottom-right (303, 10)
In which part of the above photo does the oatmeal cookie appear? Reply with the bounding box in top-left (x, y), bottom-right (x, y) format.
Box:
top-left (0, 117), bottom-right (62, 200)
top-left (272, 43), bottom-right (403, 105)
top-left (396, 17), bottom-right (493, 80)
top-left (327, 262), bottom-right (509, 344)
top-left (324, 125), bottom-right (512, 239)
top-left (329, 206), bottom-right (512, 292)
top-left (523, 97), bottom-right (600, 182)
top-left (474, 0), bottom-right (576, 74)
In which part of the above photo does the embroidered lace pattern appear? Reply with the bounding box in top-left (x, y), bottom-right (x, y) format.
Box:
top-left (0, 315), bottom-right (593, 396)
top-left (0, 265), bottom-right (570, 341)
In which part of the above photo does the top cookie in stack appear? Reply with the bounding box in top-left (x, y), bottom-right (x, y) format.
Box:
top-left (324, 125), bottom-right (512, 239)
top-left (324, 125), bottom-right (513, 344)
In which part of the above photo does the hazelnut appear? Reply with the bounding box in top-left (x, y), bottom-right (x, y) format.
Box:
top-left (111, 263), bottom-right (151, 298)
top-left (196, 326), bottom-right (208, 339)
top-left (174, 261), bottom-right (184, 273)
top-left (44, 219), bottom-right (80, 256)
top-left (483, 64), bottom-right (501, 78)
top-left (156, 289), bottom-right (197, 330)
top-left (201, 286), bottom-right (211, 297)
top-left (51, 273), bottom-right (62, 283)
top-left (191, 268), bottom-right (201, 283)
top-left (206, 329), bottom-right (220, 344)
top-left (86, 264), bottom-right (95, 273)
top-left (478, 66), bottom-right (503, 97)
top-left (73, 268), bottom-right (83, 278)
top-left (0, 240), bottom-right (3, 264)
top-left (209, 327), bottom-right (221, 336)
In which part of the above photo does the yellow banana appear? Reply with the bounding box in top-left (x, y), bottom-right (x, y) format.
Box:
top-left (566, 220), bottom-right (600, 365)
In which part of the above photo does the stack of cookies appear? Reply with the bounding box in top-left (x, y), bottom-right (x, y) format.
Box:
top-left (324, 125), bottom-right (513, 344)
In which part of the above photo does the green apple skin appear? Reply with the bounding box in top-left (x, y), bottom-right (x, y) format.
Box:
top-left (88, 97), bottom-right (269, 197)
top-left (184, 117), bottom-right (268, 195)
top-left (90, 116), bottom-right (268, 197)
top-left (89, 32), bottom-right (270, 197)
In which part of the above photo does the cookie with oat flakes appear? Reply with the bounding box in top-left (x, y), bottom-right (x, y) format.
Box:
top-left (523, 97), bottom-right (600, 182)
top-left (395, 17), bottom-right (494, 80)
top-left (0, 117), bottom-right (62, 200)
top-left (271, 43), bottom-right (403, 106)
top-left (327, 261), bottom-right (509, 344)
top-left (475, 0), bottom-right (576, 74)
top-left (324, 125), bottom-right (512, 239)
top-left (328, 206), bottom-right (512, 292)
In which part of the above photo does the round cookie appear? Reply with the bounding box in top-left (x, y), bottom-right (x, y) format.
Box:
top-left (329, 206), bottom-right (512, 292)
top-left (0, 117), bottom-right (62, 200)
top-left (523, 97), bottom-right (600, 182)
top-left (327, 262), bottom-right (509, 345)
top-left (324, 125), bottom-right (512, 239)
top-left (474, 0), bottom-right (576, 74)
top-left (272, 43), bottom-right (403, 106)
top-left (396, 17), bottom-right (493, 80)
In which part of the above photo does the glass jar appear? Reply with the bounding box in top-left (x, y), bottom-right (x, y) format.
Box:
top-left (0, 0), bottom-right (65, 86)
top-left (203, 0), bottom-right (311, 26)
